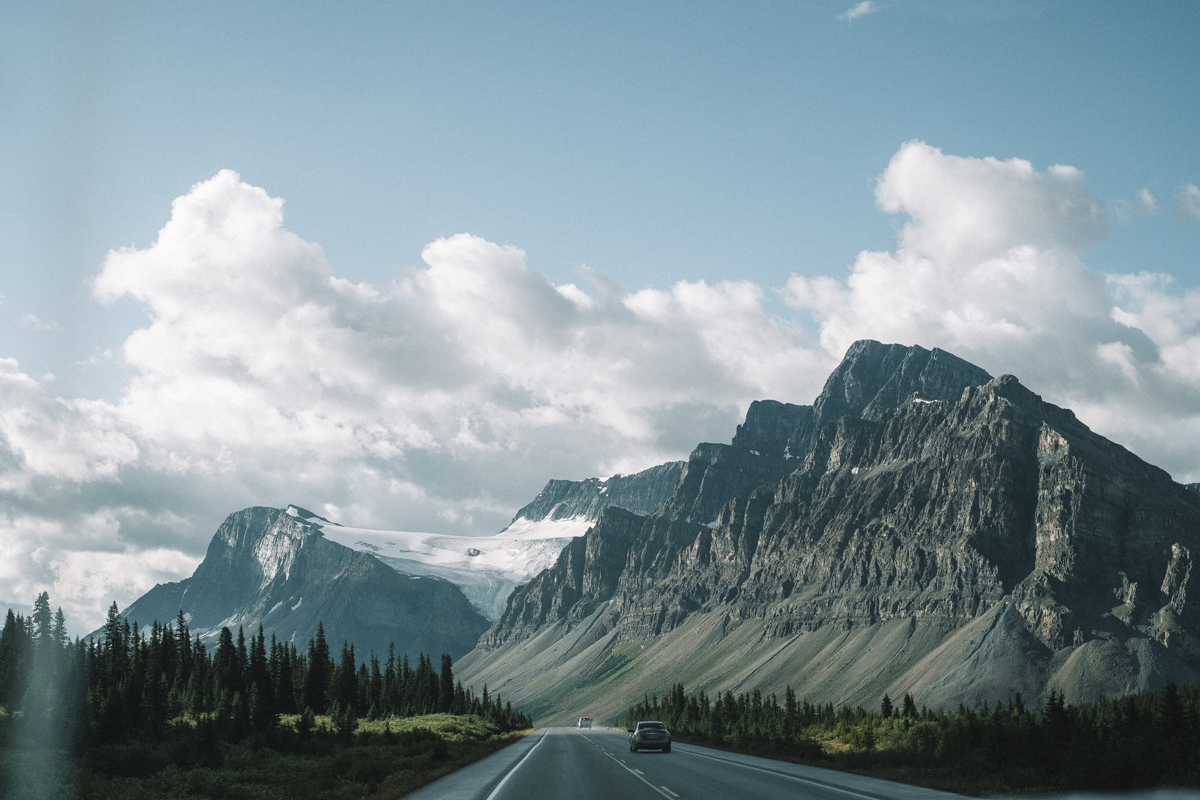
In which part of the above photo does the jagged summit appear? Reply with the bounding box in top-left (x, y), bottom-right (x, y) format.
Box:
top-left (732, 340), bottom-right (993, 460)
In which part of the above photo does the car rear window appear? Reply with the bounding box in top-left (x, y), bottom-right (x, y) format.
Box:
top-left (639, 722), bottom-right (666, 729)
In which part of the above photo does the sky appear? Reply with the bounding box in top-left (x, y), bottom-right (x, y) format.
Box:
top-left (1, 1), bottom-right (1199, 634)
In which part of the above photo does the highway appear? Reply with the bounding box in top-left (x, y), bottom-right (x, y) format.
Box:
top-left (406, 727), bottom-right (966, 800)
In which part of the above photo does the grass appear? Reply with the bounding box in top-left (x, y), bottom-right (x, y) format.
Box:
top-left (0, 714), bottom-right (531, 800)
top-left (578, 652), bottom-right (632, 689)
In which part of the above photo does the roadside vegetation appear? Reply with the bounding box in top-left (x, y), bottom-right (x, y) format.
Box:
top-left (624, 681), bottom-right (1200, 796)
top-left (0, 593), bottom-right (531, 799)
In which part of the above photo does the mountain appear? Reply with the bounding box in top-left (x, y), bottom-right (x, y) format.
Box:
top-left (106, 462), bottom-right (685, 656)
top-left (108, 506), bottom-right (489, 660)
top-left (456, 340), bottom-right (1200, 725)
top-left (501, 462), bottom-right (685, 537)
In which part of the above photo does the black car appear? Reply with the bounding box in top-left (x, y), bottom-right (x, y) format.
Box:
top-left (629, 720), bottom-right (671, 753)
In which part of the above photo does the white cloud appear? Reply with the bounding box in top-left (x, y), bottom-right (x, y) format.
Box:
top-left (1176, 184), bottom-right (1200, 223)
top-left (1114, 187), bottom-right (1157, 223)
top-left (5, 150), bottom-right (1200, 633)
top-left (19, 314), bottom-right (61, 331)
top-left (0, 358), bottom-right (138, 490)
top-left (838, 2), bottom-right (877, 22)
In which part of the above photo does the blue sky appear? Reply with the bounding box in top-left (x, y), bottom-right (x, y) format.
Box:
top-left (5, 1), bottom-right (1198, 397)
top-left (2, 1), bottom-right (1199, 631)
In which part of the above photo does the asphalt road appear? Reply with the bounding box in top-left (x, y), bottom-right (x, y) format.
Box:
top-left (406, 727), bottom-right (967, 800)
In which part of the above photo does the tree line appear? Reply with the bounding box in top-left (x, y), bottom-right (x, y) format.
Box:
top-left (625, 680), bottom-right (1200, 792)
top-left (0, 593), bottom-right (529, 750)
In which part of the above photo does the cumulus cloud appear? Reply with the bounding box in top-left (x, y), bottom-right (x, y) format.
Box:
top-left (838, 2), bottom-right (877, 22)
top-left (5, 150), bottom-right (1200, 633)
top-left (0, 358), bottom-right (138, 491)
top-left (1177, 184), bottom-right (1200, 223)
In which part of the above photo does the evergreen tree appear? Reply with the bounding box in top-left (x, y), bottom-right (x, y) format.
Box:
top-left (303, 622), bottom-right (331, 714)
top-left (0, 609), bottom-right (28, 708)
top-left (439, 654), bottom-right (455, 712)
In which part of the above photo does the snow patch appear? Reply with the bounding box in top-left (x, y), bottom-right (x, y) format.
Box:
top-left (269, 601), bottom-right (284, 615)
top-left (497, 516), bottom-right (594, 540)
top-left (314, 515), bottom-right (591, 619)
top-left (291, 597), bottom-right (303, 611)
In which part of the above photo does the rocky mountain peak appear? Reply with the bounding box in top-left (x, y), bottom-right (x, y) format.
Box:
top-left (107, 506), bottom-right (489, 659)
top-left (813, 339), bottom-right (993, 424)
top-left (458, 340), bottom-right (1200, 725)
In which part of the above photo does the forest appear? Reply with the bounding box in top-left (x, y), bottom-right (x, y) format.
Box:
top-left (625, 680), bottom-right (1200, 794)
top-left (0, 593), bottom-right (530, 799)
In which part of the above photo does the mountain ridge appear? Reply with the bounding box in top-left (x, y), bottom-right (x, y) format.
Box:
top-left (457, 341), bottom-right (1200, 724)
top-left (106, 461), bottom-right (686, 655)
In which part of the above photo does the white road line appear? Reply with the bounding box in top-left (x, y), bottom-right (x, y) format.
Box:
top-left (604, 752), bottom-right (677, 799)
top-left (484, 730), bottom-right (549, 800)
top-left (677, 747), bottom-right (887, 800)
top-left (660, 787), bottom-right (680, 798)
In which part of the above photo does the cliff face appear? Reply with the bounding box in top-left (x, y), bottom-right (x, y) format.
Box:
top-left (110, 507), bottom-right (489, 659)
top-left (458, 341), bottom-right (1200, 724)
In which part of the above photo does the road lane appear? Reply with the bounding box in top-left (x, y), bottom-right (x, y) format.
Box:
top-left (406, 727), bottom-right (968, 800)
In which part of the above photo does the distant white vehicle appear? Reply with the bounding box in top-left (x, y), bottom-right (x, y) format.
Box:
top-left (577, 717), bottom-right (592, 728)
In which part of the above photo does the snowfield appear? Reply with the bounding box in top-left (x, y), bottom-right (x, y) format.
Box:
top-left (286, 506), bottom-right (591, 619)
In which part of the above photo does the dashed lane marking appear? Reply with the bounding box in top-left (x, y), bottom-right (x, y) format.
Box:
top-left (604, 752), bottom-right (678, 799)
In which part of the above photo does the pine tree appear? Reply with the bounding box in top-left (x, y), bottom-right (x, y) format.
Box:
top-left (303, 622), bottom-right (331, 714)
top-left (902, 692), bottom-right (918, 719)
top-left (439, 654), bottom-right (455, 713)
top-left (0, 609), bottom-right (28, 708)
